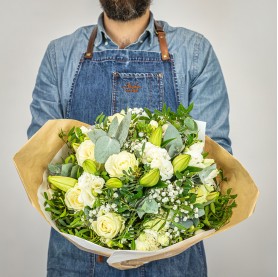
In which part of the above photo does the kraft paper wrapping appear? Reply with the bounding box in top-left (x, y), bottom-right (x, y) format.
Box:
top-left (13, 119), bottom-right (259, 270)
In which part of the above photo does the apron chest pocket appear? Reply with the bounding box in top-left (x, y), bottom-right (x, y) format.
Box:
top-left (112, 72), bottom-right (164, 114)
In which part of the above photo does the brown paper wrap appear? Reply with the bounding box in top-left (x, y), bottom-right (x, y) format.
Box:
top-left (13, 119), bottom-right (259, 270)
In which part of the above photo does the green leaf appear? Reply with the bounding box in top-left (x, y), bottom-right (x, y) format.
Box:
top-left (87, 129), bottom-right (107, 143)
top-left (94, 136), bottom-right (121, 163)
top-left (108, 117), bottom-right (119, 137)
top-left (70, 165), bottom-right (79, 179)
top-left (61, 163), bottom-right (73, 177)
top-left (48, 164), bottom-right (62, 175)
top-left (184, 117), bottom-right (197, 132)
top-left (163, 124), bottom-right (183, 157)
top-left (136, 199), bottom-right (159, 218)
top-left (131, 240), bottom-right (136, 250)
top-left (115, 111), bottom-right (131, 146)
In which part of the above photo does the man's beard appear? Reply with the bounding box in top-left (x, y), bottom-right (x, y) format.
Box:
top-left (99, 0), bottom-right (151, 21)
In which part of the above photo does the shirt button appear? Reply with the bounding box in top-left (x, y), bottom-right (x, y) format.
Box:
top-left (105, 41), bottom-right (108, 45)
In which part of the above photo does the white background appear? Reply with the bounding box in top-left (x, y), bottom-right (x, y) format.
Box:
top-left (0, 0), bottom-right (276, 276)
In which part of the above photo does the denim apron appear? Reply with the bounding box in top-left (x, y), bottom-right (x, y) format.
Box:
top-left (47, 22), bottom-right (207, 277)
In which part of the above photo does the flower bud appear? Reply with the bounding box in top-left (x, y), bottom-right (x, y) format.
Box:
top-left (72, 143), bottom-right (80, 152)
top-left (106, 178), bottom-right (123, 188)
top-left (172, 154), bottom-right (191, 173)
top-left (206, 191), bottom-right (219, 201)
top-left (139, 168), bottom-right (160, 187)
top-left (47, 176), bottom-right (77, 192)
top-left (149, 126), bottom-right (162, 146)
top-left (82, 159), bottom-right (97, 174)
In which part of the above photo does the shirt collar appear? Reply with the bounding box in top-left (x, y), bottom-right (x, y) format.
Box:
top-left (94, 12), bottom-right (156, 47)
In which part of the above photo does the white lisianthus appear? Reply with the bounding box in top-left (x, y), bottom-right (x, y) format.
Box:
top-left (91, 213), bottom-right (125, 239)
top-left (76, 140), bottom-right (95, 166)
top-left (151, 158), bottom-right (173, 180)
top-left (135, 229), bottom-right (160, 251)
top-left (108, 110), bottom-right (125, 124)
top-left (78, 172), bottom-right (105, 195)
top-left (184, 142), bottom-right (205, 167)
top-left (149, 120), bottom-right (159, 129)
top-left (142, 142), bottom-right (171, 164)
top-left (105, 151), bottom-right (138, 178)
top-left (65, 186), bottom-right (84, 211)
top-left (142, 142), bottom-right (173, 180)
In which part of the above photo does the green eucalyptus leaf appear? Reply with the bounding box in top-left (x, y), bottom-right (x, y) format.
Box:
top-left (87, 129), bottom-right (107, 143)
top-left (163, 124), bottom-right (183, 157)
top-left (61, 163), bottom-right (73, 177)
top-left (94, 136), bottom-right (121, 163)
top-left (115, 111), bottom-right (131, 146)
top-left (70, 165), bottom-right (79, 179)
top-left (108, 116), bottom-right (119, 137)
top-left (48, 164), bottom-right (62, 175)
top-left (184, 117), bottom-right (196, 131)
top-left (136, 198), bottom-right (158, 218)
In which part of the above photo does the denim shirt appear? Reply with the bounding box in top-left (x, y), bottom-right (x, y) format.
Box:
top-left (28, 12), bottom-right (232, 153)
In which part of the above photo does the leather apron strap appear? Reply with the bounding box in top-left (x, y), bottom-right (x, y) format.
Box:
top-left (84, 21), bottom-right (170, 61)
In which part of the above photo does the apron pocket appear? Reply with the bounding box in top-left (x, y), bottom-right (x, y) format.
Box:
top-left (112, 72), bottom-right (164, 113)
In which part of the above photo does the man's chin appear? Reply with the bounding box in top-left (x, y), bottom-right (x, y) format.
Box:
top-left (99, 0), bottom-right (151, 22)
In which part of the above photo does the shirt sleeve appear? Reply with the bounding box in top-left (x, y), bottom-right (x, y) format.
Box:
top-left (189, 35), bottom-right (232, 154)
top-left (27, 41), bottom-right (63, 139)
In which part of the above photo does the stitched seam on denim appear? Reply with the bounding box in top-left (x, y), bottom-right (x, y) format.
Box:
top-left (112, 72), bottom-right (117, 115)
top-left (158, 73), bottom-right (164, 110)
top-left (49, 41), bottom-right (58, 83)
top-left (89, 58), bottom-right (163, 63)
top-left (116, 73), bottom-right (163, 78)
top-left (140, 264), bottom-right (145, 277)
top-left (66, 56), bottom-right (84, 118)
top-left (192, 34), bottom-right (203, 82)
top-left (169, 53), bottom-right (181, 106)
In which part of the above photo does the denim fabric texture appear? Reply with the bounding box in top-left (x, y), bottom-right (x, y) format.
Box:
top-left (47, 229), bottom-right (207, 277)
top-left (67, 50), bottom-right (179, 122)
top-left (28, 12), bottom-right (232, 153)
top-left (28, 11), bottom-right (231, 277)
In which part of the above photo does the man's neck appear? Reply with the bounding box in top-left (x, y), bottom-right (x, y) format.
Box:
top-left (103, 10), bottom-right (151, 49)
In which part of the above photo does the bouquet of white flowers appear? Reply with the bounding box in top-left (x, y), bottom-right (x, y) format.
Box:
top-left (14, 104), bottom-right (259, 269)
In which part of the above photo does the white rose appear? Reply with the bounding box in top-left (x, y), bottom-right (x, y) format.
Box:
top-left (76, 140), bottom-right (95, 166)
top-left (108, 110), bottom-right (125, 123)
top-left (78, 172), bottom-right (105, 194)
top-left (91, 213), bottom-right (125, 239)
top-left (105, 151), bottom-right (138, 178)
top-left (203, 169), bottom-right (219, 186)
top-left (65, 186), bottom-right (84, 211)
